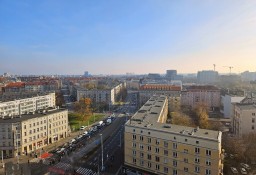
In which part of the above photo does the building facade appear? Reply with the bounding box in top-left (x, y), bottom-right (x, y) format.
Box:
top-left (124, 95), bottom-right (223, 175)
top-left (181, 86), bottom-right (221, 111)
top-left (0, 108), bottom-right (68, 158)
top-left (232, 104), bottom-right (256, 137)
top-left (77, 83), bottom-right (124, 104)
top-left (139, 84), bottom-right (181, 106)
top-left (221, 95), bottom-right (245, 118)
top-left (0, 92), bottom-right (56, 117)
top-left (197, 71), bottom-right (218, 85)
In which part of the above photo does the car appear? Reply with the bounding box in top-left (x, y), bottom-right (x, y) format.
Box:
top-left (231, 167), bottom-right (238, 174)
top-left (80, 126), bottom-right (87, 130)
top-left (240, 163), bottom-right (251, 170)
top-left (240, 168), bottom-right (247, 174)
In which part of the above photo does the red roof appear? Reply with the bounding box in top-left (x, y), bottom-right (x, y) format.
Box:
top-left (6, 82), bottom-right (25, 88)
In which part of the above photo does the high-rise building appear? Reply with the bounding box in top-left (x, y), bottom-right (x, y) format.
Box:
top-left (166, 70), bottom-right (177, 80)
top-left (84, 71), bottom-right (89, 77)
top-left (197, 70), bottom-right (218, 84)
top-left (124, 95), bottom-right (223, 175)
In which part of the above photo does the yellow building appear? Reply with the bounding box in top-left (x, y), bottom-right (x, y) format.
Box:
top-left (124, 95), bottom-right (223, 175)
top-left (0, 108), bottom-right (68, 158)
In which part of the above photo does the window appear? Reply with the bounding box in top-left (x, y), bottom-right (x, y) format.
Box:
top-left (132, 142), bottom-right (136, 148)
top-left (155, 164), bottom-right (160, 170)
top-left (133, 158), bottom-right (136, 164)
top-left (206, 169), bottom-right (211, 175)
top-left (139, 144), bottom-right (144, 150)
top-left (253, 113), bottom-right (255, 116)
top-left (184, 167), bottom-right (188, 172)
top-left (164, 167), bottom-right (168, 173)
top-left (140, 152), bottom-right (144, 158)
top-left (132, 134), bottom-right (136, 140)
top-left (164, 141), bottom-right (168, 147)
top-left (184, 149), bottom-right (188, 153)
top-left (173, 160), bottom-right (177, 167)
top-left (195, 157), bottom-right (200, 164)
top-left (140, 136), bottom-right (143, 141)
top-left (253, 118), bottom-right (255, 123)
top-left (164, 158), bottom-right (168, 164)
top-left (147, 154), bottom-right (152, 160)
top-left (206, 159), bottom-right (211, 166)
top-left (195, 166), bottom-right (200, 173)
top-left (164, 150), bottom-right (168, 156)
top-left (173, 151), bottom-right (178, 158)
top-left (195, 147), bottom-right (200, 154)
top-left (148, 162), bottom-right (151, 168)
top-left (132, 150), bottom-right (136, 155)
top-left (148, 132), bottom-right (151, 135)
top-left (133, 129), bottom-right (135, 132)
top-left (155, 147), bottom-right (159, 153)
top-left (147, 145), bottom-right (151, 151)
top-left (252, 126), bottom-right (255, 130)
top-left (148, 137), bottom-right (151, 143)
top-left (156, 139), bottom-right (160, 145)
top-left (173, 169), bottom-right (177, 175)
top-left (140, 160), bottom-right (144, 166)
top-left (174, 136), bottom-right (176, 140)
top-left (196, 141), bottom-right (199, 144)
top-left (173, 142), bottom-right (177, 149)
top-left (184, 158), bottom-right (188, 163)
top-left (140, 130), bottom-right (143, 133)
top-left (206, 150), bottom-right (211, 156)
top-left (24, 132), bottom-right (27, 136)
top-left (185, 139), bottom-right (188, 142)
top-left (155, 156), bottom-right (160, 162)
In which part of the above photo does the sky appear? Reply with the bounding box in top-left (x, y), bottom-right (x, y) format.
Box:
top-left (0, 0), bottom-right (256, 75)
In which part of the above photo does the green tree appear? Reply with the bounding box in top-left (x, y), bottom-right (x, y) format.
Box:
top-left (74, 98), bottom-right (92, 125)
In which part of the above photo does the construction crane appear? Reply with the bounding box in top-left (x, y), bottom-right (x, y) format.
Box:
top-left (213, 64), bottom-right (216, 71)
top-left (223, 66), bottom-right (234, 75)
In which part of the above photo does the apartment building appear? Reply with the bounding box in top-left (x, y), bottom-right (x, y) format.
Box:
top-left (77, 83), bottom-right (125, 104)
top-left (0, 108), bottom-right (68, 158)
top-left (139, 84), bottom-right (181, 107)
top-left (181, 85), bottom-right (221, 111)
top-left (197, 71), bottom-right (218, 85)
top-left (232, 103), bottom-right (256, 137)
top-left (221, 94), bottom-right (245, 118)
top-left (0, 92), bottom-right (56, 117)
top-left (124, 95), bottom-right (223, 175)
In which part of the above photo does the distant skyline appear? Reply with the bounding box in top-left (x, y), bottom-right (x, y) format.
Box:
top-left (1, 0), bottom-right (256, 75)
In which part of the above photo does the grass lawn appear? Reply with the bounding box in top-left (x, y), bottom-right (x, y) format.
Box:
top-left (68, 112), bottom-right (105, 131)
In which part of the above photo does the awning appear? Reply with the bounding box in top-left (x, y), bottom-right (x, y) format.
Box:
top-left (40, 152), bottom-right (53, 159)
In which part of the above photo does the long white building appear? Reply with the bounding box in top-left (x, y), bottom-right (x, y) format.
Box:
top-left (0, 92), bottom-right (56, 117)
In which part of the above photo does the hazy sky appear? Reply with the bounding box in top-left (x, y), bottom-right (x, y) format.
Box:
top-left (1, 0), bottom-right (256, 75)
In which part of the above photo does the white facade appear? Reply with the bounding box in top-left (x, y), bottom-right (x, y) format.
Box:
top-left (0, 92), bottom-right (56, 117)
top-left (221, 95), bottom-right (245, 118)
top-left (241, 71), bottom-right (256, 81)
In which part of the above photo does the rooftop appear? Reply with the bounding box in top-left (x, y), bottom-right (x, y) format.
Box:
top-left (236, 103), bottom-right (256, 110)
top-left (0, 108), bottom-right (67, 123)
top-left (185, 85), bottom-right (220, 91)
top-left (126, 95), bottom-right (220, 141)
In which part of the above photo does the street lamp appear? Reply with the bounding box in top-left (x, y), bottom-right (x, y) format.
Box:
top-left (100, 134), bottom-right (104, 171)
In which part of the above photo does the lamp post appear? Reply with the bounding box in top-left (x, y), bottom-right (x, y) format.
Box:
top-left (100, 134), bottom-right (104, 171)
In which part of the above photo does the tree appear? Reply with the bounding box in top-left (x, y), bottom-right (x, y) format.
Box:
top-left (243, 133), bottom-right (256, 163)
top-left (193, 103), bottom-right (209, 129)
top-left (74, 98), bottom-right (92, 124)
top-left (55, 92), bottom-right (65, 107)
top-left (171, 112), bottom-right (195, 127)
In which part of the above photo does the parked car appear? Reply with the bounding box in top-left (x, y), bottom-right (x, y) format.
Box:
top-left (240, 163), bottom-right (251, 170)
top-left (231, 167), bottom-right (238, 174)
top-left (240, 168), bottom-right (247, 174)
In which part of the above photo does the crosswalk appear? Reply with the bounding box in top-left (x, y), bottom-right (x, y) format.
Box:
top-left (76, 167), bottom-right (97, 175)
top-left (48, 162), bottom-right (97, 175)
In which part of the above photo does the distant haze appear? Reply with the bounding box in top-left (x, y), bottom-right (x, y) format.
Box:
top-left (1, 0), bottom-right (256, 75)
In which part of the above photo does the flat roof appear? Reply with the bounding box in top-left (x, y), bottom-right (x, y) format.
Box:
top-left (0, 108), bottom-right (67, 123)
top-left (126, 95), bottom-right (220, 141)
top-left (236, 103), bottom-right (256, 110)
